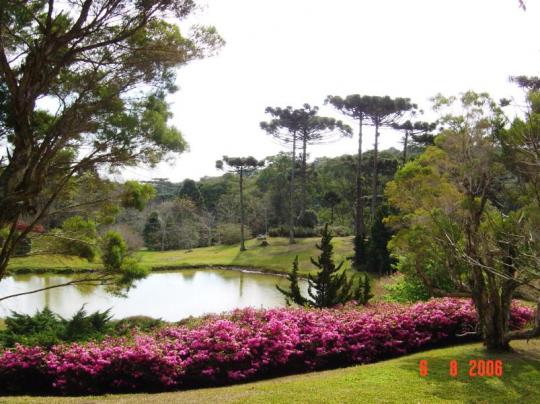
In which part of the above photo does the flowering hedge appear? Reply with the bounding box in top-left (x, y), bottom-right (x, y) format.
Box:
top-left (0, 298), bottom-right (533, 395)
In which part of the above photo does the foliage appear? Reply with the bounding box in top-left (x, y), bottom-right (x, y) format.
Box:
top-left (268, 226), bottom-right (319, 238)
top-left (101, 232), bottom-right (129, 272)
top-left (143, 212), bottom-right (162, 250)
top-left (297, 209), bottom-right (318, 229)
top-left (216, 156), bottom-right (265, 251)
top-left (0, 0), bottom-right (223, 279)
top-left (54, 216), bottom-right (98, 261)
top-left (0, 307), bottom-right (113, 349)
top-left (0, 299), bottom-right (532, 394)
top-left (353, 273), bottom-right (374, 305)
top-left (364, 205), bottom-right (396, 275)
top-left (322, 191), bottom-right (341, 223)
top-left (350, 234), bottom-right (367, 272)
top-left (307, 224), bottom-right (353, 307)
top-left (216, 223), bottom-right (252, 245)
top-left (386, 90), bottom-right (540, 351)
top-left (384, 275), bottom-right (431, 303)
top-left (106, 223), bottom-right (144, 252)
top-left (151, 198), bottom-right (205, 251)
top-left (122, 182), bottom-right (157, 211)
top-left (276, 256), bottom-right (307, 306)
top-left (113, 316), bottom-right (166, 336)
top-left (177, 179), bottom-right (205, 208)
top-left (12, 237), bottom-right (31, 257)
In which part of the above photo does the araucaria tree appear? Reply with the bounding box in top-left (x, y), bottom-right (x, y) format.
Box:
top-left (386, 90), bottom-right (540, 351)
top-left (261, 105), bottom-right (351, 243)
top-left (325, 95), bottom-right (372, 238)
top-left (325, 95), bottom-right (372, 272)
top-left (0, 0), bottom-right (224, 279)
top-left (364, 97), bottom-right (415, 221)
top-left (294, 104), bottom-right (351, 218)
top-left (216, 156), bottom-right (264, 251)
top-left (260, 107), bottom-right (300, 244)
top-left (391, 120), bottom-right (437, 164)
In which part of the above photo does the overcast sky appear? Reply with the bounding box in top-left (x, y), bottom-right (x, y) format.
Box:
top-left (118, 0), bottom-right (540, 183)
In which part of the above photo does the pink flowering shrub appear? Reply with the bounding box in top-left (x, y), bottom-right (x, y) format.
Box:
top-left (0, 298), bottom-right (533, 395)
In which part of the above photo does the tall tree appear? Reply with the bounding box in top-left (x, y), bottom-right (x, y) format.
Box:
top-left (325, 95), bottom-right (372, 238)
top-left (216, 156), bottom-right (264, 251)
top-left (364, 96), bottom-right (415, 221)
top-left (261, 105), bottom-right (350, 243)
top-left (391, 120), bottom-right (437, 164)
top-left (386, 91), bottom-right (540, 351)
top-left (177, 179), bottom-right (205, 209)
top-left (0, 0), bottom-right (224, 279)
top-left (260, 106), bottom-right (302, 244)
top-left (294, 104), bottom-right (351, 217)
top-left (322, 191), bottom-right (341, 224)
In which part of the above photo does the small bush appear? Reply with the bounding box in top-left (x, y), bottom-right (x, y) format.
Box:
top-left (0, 307), bottom-right (113, 349)
top-left (383, 275), bottom-right (436, 303)
top-left (57, 216), bottom-right (98, 261)
top-left (106, 223), bottom-right (144, 251)
top-left (319, 225), bottom-right (351, 237)
top-left (268, 226), bottom-right (319, 238)
top-left (113, 316), bottom-right (165, 335)
top-left (13, 237), bottom-right (32, 256)
top-left (297, 210), bottom-right (318, 228)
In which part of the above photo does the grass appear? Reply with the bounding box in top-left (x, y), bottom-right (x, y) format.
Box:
top-left (2, 340), bottom-right (539, 403)
top-left (5, 254), bottom-right (99, 273)
top-left (7, 237), bottom-right (355, 277)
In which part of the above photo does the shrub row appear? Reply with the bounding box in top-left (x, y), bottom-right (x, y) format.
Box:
top-left (0, 298), bottom-right (533, 395)
top-left (268, 225), bottom-right (351, 238)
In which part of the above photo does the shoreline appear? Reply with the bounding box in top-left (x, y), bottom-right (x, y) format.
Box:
top-left (6, 263), bottom-right (305, 278)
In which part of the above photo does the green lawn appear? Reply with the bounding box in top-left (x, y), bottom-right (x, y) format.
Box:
top-left (2, 340), bottom-right (540, 403)
top-left (7, 237), bottom-right (355, 277)
top-left (6, 254), bottom-right (99, 273)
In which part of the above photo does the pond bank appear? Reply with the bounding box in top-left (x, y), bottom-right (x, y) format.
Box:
top-left (6, 236), bottom-right (354, 277)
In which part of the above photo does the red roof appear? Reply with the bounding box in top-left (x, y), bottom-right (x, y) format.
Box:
top-left (15, 222), bottom-right (45, 234)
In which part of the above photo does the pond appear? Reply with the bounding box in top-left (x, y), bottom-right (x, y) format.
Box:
top-left (0, 269), bottom-right (308, 321)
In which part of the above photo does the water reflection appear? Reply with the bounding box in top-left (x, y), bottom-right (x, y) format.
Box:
top-left (0, 270), bottom-right (307, 321)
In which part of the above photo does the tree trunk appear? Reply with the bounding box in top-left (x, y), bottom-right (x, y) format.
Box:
top-left (402, 129), bottom-right (409, 165)
top-left (472, 288), bottom-right (512, 352)
top-left (300, 134), bottom-right (308, 219)
top-left (161, 218), bottom-right (166, 251)
top-left (355, 117), bottom-right (365, 237)
top-left (330, 206), bottom-right (334, 224)
top-left (289, 132), bottom-right (297, 244)
top-left (371, 119), bottom-right (380, 222)
top-left (239, 167), bottom-right (246, 251)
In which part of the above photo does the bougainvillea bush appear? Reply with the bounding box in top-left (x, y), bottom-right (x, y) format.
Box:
top-left (0, 298), bottom-right (533, 395)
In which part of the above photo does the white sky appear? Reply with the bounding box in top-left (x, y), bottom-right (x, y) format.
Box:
top-left (118, 0), bottom-right (540, 183)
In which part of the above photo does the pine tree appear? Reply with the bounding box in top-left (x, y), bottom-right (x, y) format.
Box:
top-left (276, 256), bottom-right (307, 306)
top-left (307, 224), bottom-right (353, 308)
top-left (143, 212), bottom-right (162, 250)
top-left (366, 205), bottom-right (396, 276)
top-left (178, 179), bottom-right (205, 209)
top-left (353, 273), bottom-right (373, 305)
top-left (351, 234), bottom-right (367, 272)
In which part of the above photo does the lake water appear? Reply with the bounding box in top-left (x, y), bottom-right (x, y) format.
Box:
top-left (0, 270), bottom-right (308, 321)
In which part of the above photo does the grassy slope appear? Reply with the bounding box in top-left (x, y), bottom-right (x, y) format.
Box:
top-left (3, 340), bottom-right (540, 403)
top-left (7, 237), bottom-right (354, 276)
